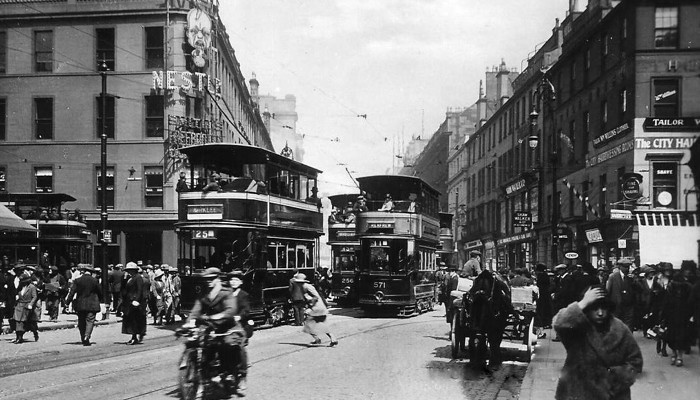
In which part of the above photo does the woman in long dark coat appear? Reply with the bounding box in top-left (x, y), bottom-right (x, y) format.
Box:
top-left (661, 270), bottom-right (692, 367)
top-left (121, 263), bottom-right (147, 345)
top-left (12, 275), bottom-right (38, 344)
top-left (535, 263), bottom-right (553, 333)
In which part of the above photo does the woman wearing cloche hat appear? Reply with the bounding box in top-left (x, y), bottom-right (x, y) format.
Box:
top-left (122, 262), bottom-right (148, 345)
top-left (293, 273), bottom-right (338, 347)
top-left (12, 275), bottom-right (38, 344)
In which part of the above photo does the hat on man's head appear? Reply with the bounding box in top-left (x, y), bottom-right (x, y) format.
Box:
top-left (199, 267), bottom-right (222, 279)
top-left (50, 265), bottom-right (58, 271)
top-left (80, 264), bottom-right (96, 273)
top-left (470, 250), bottom-right (481, 256)
top-left (292, 273), bottom-right (309, 283)
top-left (154, 269), bottom-right (164, 279)
top-left (554, 263), bottom-right (568, 271)
top-left (124, 262), bottom-right (139, 272)
top-left (385, 193), bottom-right (392, 198)
top-left (19, 275), bottom-right (32, 284)
top-left (169, 266), bottom-right (179, 273)
top-left (535, 263), bottom-right (547, 272)
top-left (24, 265), bottom-right (36, 272)
top-left (115, 263), bottom-right (123, 269)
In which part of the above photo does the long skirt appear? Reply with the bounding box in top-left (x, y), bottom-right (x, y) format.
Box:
top-left (122, 304), bottom-right (147, 335)
top-left (302, 315), bottom-right (331, 336)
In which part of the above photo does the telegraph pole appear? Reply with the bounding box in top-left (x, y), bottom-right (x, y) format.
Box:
top-left (99, 60), bottom-right (110, 315)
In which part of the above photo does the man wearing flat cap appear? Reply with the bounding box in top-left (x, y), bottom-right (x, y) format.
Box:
top-left (109, 264), bottom-right (125, 317)
top-left (461, 250), bottom-right (482, 278)
top-left (45, 265), bottom-right (66, 322)
top-left (66, 265), bottom-right (103, 346)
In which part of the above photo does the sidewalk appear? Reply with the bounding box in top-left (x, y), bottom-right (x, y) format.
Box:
top-left (519, 328), bottom-right (700, 400)
top-left (1, 308), bottom-right (121, 335)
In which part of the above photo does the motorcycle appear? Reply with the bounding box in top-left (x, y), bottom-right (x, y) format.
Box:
top-left (176, 318), bottom-right (247, 399)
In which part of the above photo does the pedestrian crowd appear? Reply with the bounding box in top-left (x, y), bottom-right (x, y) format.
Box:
top-left (0, 260), bottom-right (185, 345)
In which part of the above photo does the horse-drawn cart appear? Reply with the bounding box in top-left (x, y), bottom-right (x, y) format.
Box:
top-left (448, 277), bottom-right (538, 362)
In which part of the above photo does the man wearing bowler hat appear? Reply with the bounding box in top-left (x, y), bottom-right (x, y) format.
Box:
top-left (66, 264), bottom-right (103, 346)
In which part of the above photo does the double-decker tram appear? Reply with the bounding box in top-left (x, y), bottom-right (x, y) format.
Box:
top-left (327, 194), bottom-right (360, 305)
top-left (0, 193), bottom-right (92, 271)
top-left (437, 212), bottom-right (457, 267)
top-left (175, 143), bottom-right (324, 326)
top-left (355, 175), bottom-right (440, 316)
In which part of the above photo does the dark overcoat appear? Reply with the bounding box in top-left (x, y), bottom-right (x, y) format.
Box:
top-left (122, 273), bottom-right (147, 335)
top-left (553, 302), bottom-right (643, 400)
top-left (66, 274), bottom-right (103, 313)
top-left (13, 282), bottom-right (38, 322)
top-left (535, 271), bottom-right (553, 327)
top-left (661, 279), bottom-right (692, 350)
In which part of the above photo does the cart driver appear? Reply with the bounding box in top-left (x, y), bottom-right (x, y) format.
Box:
top-left (461, 250), bottom-right (482, 278)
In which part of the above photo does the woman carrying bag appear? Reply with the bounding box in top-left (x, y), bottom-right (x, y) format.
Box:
top-left (292, 273), bottom-right (338, 347)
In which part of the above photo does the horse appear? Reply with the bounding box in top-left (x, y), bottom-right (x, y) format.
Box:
top-left (468, 269), bottom-right (512, 368)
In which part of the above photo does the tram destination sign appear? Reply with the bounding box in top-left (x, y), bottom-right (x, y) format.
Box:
top-left (187, 204), bottom-right (223, 220)
top-left (368, 222), bottom-right (394, 230)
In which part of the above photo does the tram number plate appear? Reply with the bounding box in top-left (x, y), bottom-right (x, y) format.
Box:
top-left (342, 278), bottom-right (354, 284)
top-left (192, 229), bottom-right (216, 239)
top-left (373, 281), bottom-right (386, 289)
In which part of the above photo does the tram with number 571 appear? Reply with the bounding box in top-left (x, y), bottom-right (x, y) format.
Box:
top-left (175, 143), bottom-right (324, 325)
top-left (355, 175), bottom-right (440, 316)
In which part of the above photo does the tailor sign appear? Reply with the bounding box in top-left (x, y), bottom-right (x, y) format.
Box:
top-left (642, 117), bottom-right (700, 131)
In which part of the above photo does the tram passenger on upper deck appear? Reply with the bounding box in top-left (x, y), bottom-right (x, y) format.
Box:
top-left (342, 202), bottom-right (356, 223)
top-left (379, 194), bottom-right (394, 212)
top-left (353, 195), bottom-right (368, 213)
top-left (176, 171), bottom-right (189, 192)
top-left (202, 173), bottom-right (221, 192)
top-left (407, 193), bottom-right (420, 213)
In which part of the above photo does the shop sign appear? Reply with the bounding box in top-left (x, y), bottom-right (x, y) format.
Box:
top-left (610, 209), bottom-right (633, 220)
top-left (642, 117), bottom-right (700, 131)
top-left (635, 136), bottom-right (697, 150)
top-left (102, 229), bottom-right (112, 243)
top-left (585, 228), bottom-right (603, 243)
top-left (618, 239), bottom-right (627, 249)
top-left (512, 211), bottom-right (532, 227)
top-left (496, 232), bottom-right (535, 246)
top-left (621, 177), bottom-right (642, 200)
top-left (505, 179), bottom-right (526, 196)
top-left (187, 204), bottom-right (223, 220)
top-left (465, 240), bottom-right (482, 250)
top-left (336, 231), bottom-right (355, 237)
top-left (593, 122), bottom-right (631, 148)
top-left (152, 70), bottom-right (221, 94)
top-left (586, 139), bottom-right (634, 167)
top-left (564, 252), bottom-right (579, 260)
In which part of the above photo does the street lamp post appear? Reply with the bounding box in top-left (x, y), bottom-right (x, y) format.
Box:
top-left (99, 61), bottom-right (110, 314)
top-left (528, 73), bottom-right (556, 265)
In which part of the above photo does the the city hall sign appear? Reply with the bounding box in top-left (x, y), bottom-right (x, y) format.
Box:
top-left (152, 70), bottom-right (221, 94)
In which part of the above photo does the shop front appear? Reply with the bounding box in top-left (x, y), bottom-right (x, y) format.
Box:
top-left (496, 231), bottom-right (536, 272)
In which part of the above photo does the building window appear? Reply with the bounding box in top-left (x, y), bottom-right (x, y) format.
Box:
top-left (145, 26), bottom-right (164, 69)
top-left (0, 31), bottom-right (6, 74)
top-left (602, 32), bottom-right (609, 55)
top-left (144, 166), bottom-right (163, 208)
top-left (601, 100), bottom-right (608, 128)
top-left (655, 7), bottom-right (679, 48)
top-left (145, 95), bottom-right (164, 137)
top-left (0, 98), bottom-right (5, 141)
top-left (0, 166), bottom-right (6, 192)
top-left (34, 167), bottom-right (53, 193)
top-left (582, 111), bottom-right (590, 157)
top-left (581, 180), bottom-right (589, 221)
top-left (599, 173), bottom-right (607, 217)
top-left (186, 95), bottom-right (203, 119)
top-left (96, 28), bottom-right (115, 71)
top-left (34, 98), bottom-right (53, 139)
top-left (569, 119), bottom-right (576, 164)
top-left (653, 79), bottom-right (679, 117)
top-left (620, 88), bottom-right (627, 115)
top-left (96, 166), bottom-right (115, 209)
top-left (96, 96), bottom-right (115, 138)
top-left (34, 30), bottom-right (53, 72)
top-left (652, 162), bottom-right (678, 209)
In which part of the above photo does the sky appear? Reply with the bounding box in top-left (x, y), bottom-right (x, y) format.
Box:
top-left (221, 0), bottom-right (567, 196)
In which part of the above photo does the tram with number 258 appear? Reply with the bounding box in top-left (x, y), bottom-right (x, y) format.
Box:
top-left (175, 143), bottom-right (324, 325)
top-left (355, 175), bottom-right (440, 316)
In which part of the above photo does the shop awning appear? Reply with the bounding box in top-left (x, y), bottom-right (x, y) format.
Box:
top-left (635, 211), bottom-right (699, 268)
top-left (0, 204), bottom-right (37, 232)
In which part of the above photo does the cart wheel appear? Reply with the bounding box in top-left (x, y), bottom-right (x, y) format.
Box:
top-left (451, 313), bottom-right (461, 358)
top-left (525, 318), bottom-right (535, 360)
